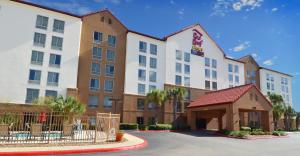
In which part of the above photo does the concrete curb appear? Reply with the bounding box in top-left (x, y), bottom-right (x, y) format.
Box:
top-left (216, 132), bottom-right (289, 140)
top-left (0, 135), bottom-right (148, 156)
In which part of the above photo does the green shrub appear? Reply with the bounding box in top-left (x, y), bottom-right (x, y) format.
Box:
top-left (148, 124), bottom-right (172, 130)
top-left (219, 129), bottom-right (231, 135)
top-left (120, 123), bottom-right (138, 130)
top-left (240, 126), bottom-right (251, 132)
top-left (229, 131), bottom-right (249, 138)
top-left (138, 124), bottom-right (148, 130)
top-left (273, 131), bottom-right (287, 136)
top-left (250, 129), bottom-right (266, 135)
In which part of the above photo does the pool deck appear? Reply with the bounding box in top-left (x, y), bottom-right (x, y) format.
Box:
top-left (0, 133), bottom-right (147, 155)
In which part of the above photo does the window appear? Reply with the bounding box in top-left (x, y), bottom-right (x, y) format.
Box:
top-left (205, 69), bottom-right (210, 78)
top-left (91, 63), bottom-right (100, 75)
top-left (53, 19), bottom-right (65, 33)
top-left (29, 69), bottom-right (41, 83)
top-left (184, 52), bottom-right (190, 62)
top-left (89, 117), bottom-right (96, 126)
top-left (106, 50), bottom-right (115, 62)
top-left (250, 93), bottom-right (253, 100)
top-left (33, 33), bottom-right (46, 47)
top-left (93, 47), bottom-right (102, 60)
top-left (148, 103), bottom-right (156, 110)
top-left (205, 58), bottom-right (210, 67)
top-left (234, 65), bottom-right (239, 73)
top-left (88, 96), bottom-right (98, 108)
top-left (94, 32), bottom-right (103, 43)
top-left (184, 65), bottom-right (190, 74)
top-left (104, 80), bottom-right (113, 92)
top-left (105, 64), bottom-right (115, 77)
top-left (255, 95), bottom-right (258, 101)
top-left (49, 54), bottom-right (61, 67)
top-left (108, 35), bottom-right (116, 47)
top-left (150, 44), bottom-right (157, 55)
top-left (25, 88), bottom-right (39, 103)
top-left (212, 82), bottom-right (217, 90)
top-left (205, 81), bottom-right (210, 90)
top-left (212, 70), bottom-right (217, 79)
top-left (175, 75), bottom-right (182, 85)
top-left (138, 69), bottom-right (146, 81)
top-left (137, 117), bottom-right (144, 125)
top-left (212, 59), bottom-right (217, 68)
top-left (149, 71), bottom-right (156, 82)
top-left (176, 102), bottom-right (182, 113)
top-left (149, 85), bottom-right (156, 92)
top-left (104, 96), bottom-right (112, 108)
top-left (47, 72), bottom-right (59, 86)
top-left (228, 64), bottom-right (233, 72)
top-left (36, 15), bottom-right (48, 29)
top-left (150, 57), bottom-right (157, 69)
top-left (266, 74), bottom-right (270, 81)
top-left (137, 99), bottom-right (145, 110)
top-left (139, 41), bottom-right (147, 52)
top-left (176, 63), bottom-right (182, 73)
top-left (176, 50), bottom-right (182, 60)
top-left (229, 74), bottom-right (233, 83)
top-left (45, 90), bottom-right (57, 97)
top-left (139, 55), bottom-right (146, 67)
top-left (271, 83), bottom-right (274, 91)
top-left (51, 36), bottom-right (63, 50)
top-left (90, 78), bottom-right (99, 91)
top-left (235, 76), bottom-right (239, 83)
top-left (267, 82), bottom-right (270, 90)
top-left (184, 77), bottom-right (190, 87)
top-left (31, 51), bottom-right (44, 65)
top-left (138, 84), bottom-right (146, 95)
top-left (108, 18), bottom-right (112, 24)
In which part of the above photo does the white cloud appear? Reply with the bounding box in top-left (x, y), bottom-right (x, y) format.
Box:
top-left (271, 7), bottom-right (278, 12)
top-left (211, 0), bottom-right (263, 16)
top-left (227, 55), bottom-right (235, 59)
top-left (263, 56), bottom-right (278, 66)
top-left (178, 8), bottom-right (184, 15)
top-left (251, 53), bottom-right (261, 60)
top-left (94, 0), bottom-right (132, 4)
top-left (170, 0), bottom-right (175, 5)
top-left (232, 41), bottom-right (250, 52)
top-left (293, 72), bottom-right (300, 76)
top-left (215, 33), bottom-right (221, 39)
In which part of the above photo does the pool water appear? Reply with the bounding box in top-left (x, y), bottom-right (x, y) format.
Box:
top-left (15, 132), bottom-right (61, 138)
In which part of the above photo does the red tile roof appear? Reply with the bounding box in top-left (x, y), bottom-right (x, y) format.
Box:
top-left (188, 84), bottom-right (269, 108)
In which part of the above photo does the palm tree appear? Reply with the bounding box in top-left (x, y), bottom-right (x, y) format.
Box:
top-left (146, 89), bottom-right (167, 124)
top-left (284, 106), bottom-right (296, 131)
top-left (168, 87), bottom-right (186, 128)
top-left (268, 93), bottom-right (285, 130)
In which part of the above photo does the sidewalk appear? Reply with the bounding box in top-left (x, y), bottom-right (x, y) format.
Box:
top-left (0, 133), bottom-right (147, 155)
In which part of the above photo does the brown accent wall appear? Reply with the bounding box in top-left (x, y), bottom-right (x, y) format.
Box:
top-left (77, 11), bottom-right (127, 116)
top-left (239, 56), bottom-right (261, 89)
top-left (0, 103), bottom-right (49, 112)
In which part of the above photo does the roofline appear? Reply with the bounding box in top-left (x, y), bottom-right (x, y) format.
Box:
top-left (163, 23), bottom-right (200, 39)
top-left (127, 30), bottom-right (165, 41)
top-left (203, 84), bottom-right (253, 96)
top-left (188, 84), bottom-right (273, 108)
top-left (80, 9), bottom-right (128, 29)
top-left (238, 55), bottom-right (260, 67)
top-left (259, 67), bottom-right (293, 77)
top-left (10, 0), bottom-right (81, 18)
top-left (225, 56), bottom-right (245, 64)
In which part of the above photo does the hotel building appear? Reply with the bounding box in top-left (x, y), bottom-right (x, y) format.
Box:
top-left (0, 0), bottom-right (293, 130)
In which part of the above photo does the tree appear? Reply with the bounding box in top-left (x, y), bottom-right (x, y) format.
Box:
top-left (146, 89), bottom-right (167, 124)
top-left (268, 93), bottom-right (285, 130)
top-left (168, 87), bottom-right (186, 128)
top-left (284, 106), bottom-right (296, 131)
top-left (34, 96), bottom-right (86, 116)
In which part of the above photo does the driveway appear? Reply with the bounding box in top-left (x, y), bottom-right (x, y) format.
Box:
top-left (71, 131), bottom-right (300, 156)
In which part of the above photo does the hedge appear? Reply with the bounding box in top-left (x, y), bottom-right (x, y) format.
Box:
top-left (120, 123), bottom-right (138, 130)
top-left (138, 124), bottom-right (148, 130)
top-left (240, 126), bottom-right (251, 132)
top-left (148, 124), bottom-right (172, 130)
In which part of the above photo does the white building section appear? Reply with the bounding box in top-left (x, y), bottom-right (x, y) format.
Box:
top-left (259, 68), bottom-right (293, 107)
top-left (0, 1), bottom-right (82, 104)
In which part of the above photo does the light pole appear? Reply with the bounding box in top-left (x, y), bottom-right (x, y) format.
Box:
top-left (109, 97), bottom-right (121, 114)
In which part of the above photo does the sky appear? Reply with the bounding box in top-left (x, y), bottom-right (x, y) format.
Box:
top-left (26, 0), bottom-right (300, 111)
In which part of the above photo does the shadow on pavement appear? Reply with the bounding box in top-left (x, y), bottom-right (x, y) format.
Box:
top-left (174, 130), bottom-right (222, 137)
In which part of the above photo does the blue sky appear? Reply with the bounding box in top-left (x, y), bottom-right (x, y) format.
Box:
top-left (27, 0), bottom-right (300, 111)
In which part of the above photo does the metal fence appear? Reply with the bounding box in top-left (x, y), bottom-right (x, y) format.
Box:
top-left (0, 112), bottom-right (120, 145)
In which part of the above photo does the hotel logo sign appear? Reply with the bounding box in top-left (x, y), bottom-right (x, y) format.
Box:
top-left (191, 29), bottom-right (204, 57)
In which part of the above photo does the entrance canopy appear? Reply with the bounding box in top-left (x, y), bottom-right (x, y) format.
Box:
top-left (187, 84), bottom-right (274, 131)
